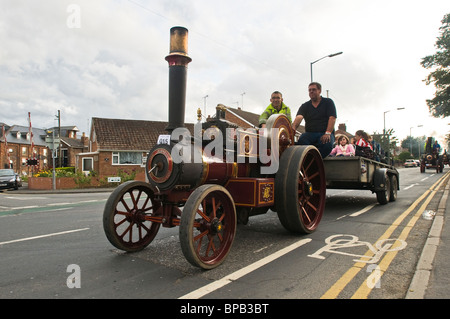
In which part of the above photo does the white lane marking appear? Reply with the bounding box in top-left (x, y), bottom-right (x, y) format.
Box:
top-left (404, 183), bottom-right (418, 190)
top-left (5, 196), bottom-right (48, 200)
top-left (350, 203), bottom-right (377, 217)
top-left (10, 206), bottom-right (38, 210)
top-left (0, 228), bottom-right (90, 246)
top-left (178, 238), bottom-right (312, 299)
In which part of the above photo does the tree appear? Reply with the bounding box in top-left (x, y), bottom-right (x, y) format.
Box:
top-left (401, 135), bottom-right (426, 158)
top-left (421, 13), bottom-right (450, 118)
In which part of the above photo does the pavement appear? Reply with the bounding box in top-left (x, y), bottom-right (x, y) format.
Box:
top-left (406, 172), bottom-right (450, 299)
top-left (4, 173), bottom-right (450, 299)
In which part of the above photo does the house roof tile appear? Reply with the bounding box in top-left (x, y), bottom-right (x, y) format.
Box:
top-left (92, 117), bottom-right (194, 151)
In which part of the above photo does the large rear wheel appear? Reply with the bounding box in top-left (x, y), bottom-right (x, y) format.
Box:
top-left (275, 146), bottom-right (326, 233)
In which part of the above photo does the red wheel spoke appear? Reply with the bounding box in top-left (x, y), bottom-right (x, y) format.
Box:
top-left (197, 208), bottom-right (210, 222)
top-left (129, 191), bottom-right (137, 209)
top-left (120, 198), bottom-right (131, 212)
top-left (212, 198), bottom-right (217, 219)
top-left (114, 217), bottom-right (128, 228)
top-left (194, 230), bottom-right (209, 254)
top-left (206, 236), bottom-right (216, 256)
top-left (142, 205), bottom-right (154, 213)
top-left (301, 206), bottom-right (312, 223)
top-left (135, 190), bottom-right (142, 205)
top-left (119, 222), bottom-right (133, 240)
top-left (306, 200), bottom-right (318, 211)
top-left (141, 196), bottom-right (151, 210)
top-left (194, 230), bottom-right (209, 242)
top-left (116, 210), bottom-right (132, 217)
top-left (307, 171), bottom-right (320, 180)
top-left (303, 159), bottom-right (313, 173)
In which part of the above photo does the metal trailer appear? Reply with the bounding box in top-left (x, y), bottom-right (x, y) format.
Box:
top-left (323, 156), bottom-right (399, 205)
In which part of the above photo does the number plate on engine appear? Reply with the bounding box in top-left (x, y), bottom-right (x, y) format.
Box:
top-left (157, 135), bottom-right (171, 145)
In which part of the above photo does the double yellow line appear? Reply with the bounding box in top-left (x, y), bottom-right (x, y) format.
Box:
top-left (321, 170), bottom-right (450, 299)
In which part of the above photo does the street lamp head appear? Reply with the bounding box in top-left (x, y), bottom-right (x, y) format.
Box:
top-left (328, 52), bottom-right (343, 57)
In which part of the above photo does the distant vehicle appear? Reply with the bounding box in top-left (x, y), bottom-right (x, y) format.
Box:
top-left (0, 169), bottom-right (23, 190)
top-left (442, 152), bottom-right (449, 167)
top-left (404, 159), bottom-right (416, 168)
top-left (420, 137), bottom-right (444, 173)
top-left (414, 160), bottom-right (420, 167)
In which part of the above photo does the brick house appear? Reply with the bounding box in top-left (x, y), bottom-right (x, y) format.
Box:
top-left (46, 126), bottom-right (89, 167)
top-left (1, 124), bottom-right (49, 175)
top-left (76, 117), bottom-right (194, 181)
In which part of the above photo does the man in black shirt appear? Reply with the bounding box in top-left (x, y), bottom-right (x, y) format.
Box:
top-left (292, 82), bottom-right (337, 158)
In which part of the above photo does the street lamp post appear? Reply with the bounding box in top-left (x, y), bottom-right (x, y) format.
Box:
top-left (203, 95), bottom-right (208, 115)
top-left (383, 107), bottom-right (405, 162)
top-left (241, 92), bottom-right (245, 109)
top-left (310, 52), bottom-right (343, 82)
top-left (410, 125), bottom-right (423, 157)
top-left (46, 130), bottom-right (56, 190)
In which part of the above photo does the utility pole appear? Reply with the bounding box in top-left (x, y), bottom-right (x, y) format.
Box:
top-left (56, 110), bottom-right (62, 167)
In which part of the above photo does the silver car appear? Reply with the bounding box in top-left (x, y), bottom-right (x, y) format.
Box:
top-left (404, 159), bottom-right (416, 168)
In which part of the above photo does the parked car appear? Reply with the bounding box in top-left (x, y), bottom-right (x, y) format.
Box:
top-left (414, 160), bottom-right (420, 167)
top-left (0, 169), bottom-right (23, 190)
top-left (404, 159), bottom-right (416, 168)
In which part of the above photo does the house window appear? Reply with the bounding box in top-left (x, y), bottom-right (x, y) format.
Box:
top-left (22, 147), bottom-right (27, 155)
top-left (82, 157), bottom-right (94, 172)
top-left (112, 152), bottom-right (142, 165)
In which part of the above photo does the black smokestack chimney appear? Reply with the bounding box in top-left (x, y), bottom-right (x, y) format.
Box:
top-left (165, 26), bottom-right (192, 133)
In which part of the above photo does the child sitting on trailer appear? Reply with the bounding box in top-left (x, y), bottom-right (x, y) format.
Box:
top-left (329, 135), bottom-right (355, 157)
top-left (354, 130), bottom-right (374, 159)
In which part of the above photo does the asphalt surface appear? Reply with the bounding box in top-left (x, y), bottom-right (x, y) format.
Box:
top-left (10, 174), bottom-right (450, 298)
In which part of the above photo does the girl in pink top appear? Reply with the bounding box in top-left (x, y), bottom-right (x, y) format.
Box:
top-left (329, 135), bottom-right (355, 157)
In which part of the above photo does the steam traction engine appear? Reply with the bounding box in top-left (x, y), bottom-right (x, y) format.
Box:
top-left (420, 137), bottom-right (444, 173)
top-left (103, 27), bottom-right (326, 269)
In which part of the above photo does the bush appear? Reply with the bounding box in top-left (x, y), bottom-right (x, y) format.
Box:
top-left (33, 167), bottom-right (76, 178)
top-left (73, 171), bottom-right (92, 188)
top-left (117, 168), bottom-right (136, 183)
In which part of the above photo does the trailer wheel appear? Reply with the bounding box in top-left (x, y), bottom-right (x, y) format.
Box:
top-left (275, 146), bottom-right (326, 233)
top-left (103, 181), bottom-right (161, 252)
top-left (389, 174), bottom-right (398, 202)
top-left (375, 170), bottom-right (391, 205)
top-left (180, 184), bottom-right (236, 269)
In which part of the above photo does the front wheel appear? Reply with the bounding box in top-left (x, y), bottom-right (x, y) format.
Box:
top-left (103, 181), bottom-right (161, 252)
top-left (180, 184), bottom-right (236, 269)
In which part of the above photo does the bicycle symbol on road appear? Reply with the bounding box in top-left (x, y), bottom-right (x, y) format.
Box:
top-left (308, 234), bottom-right (407, 264)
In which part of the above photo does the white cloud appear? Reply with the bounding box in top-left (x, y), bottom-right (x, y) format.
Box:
top-left (0, 0), bottom-right (448, 147)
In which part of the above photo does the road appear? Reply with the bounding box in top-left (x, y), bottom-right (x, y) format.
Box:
top-left (0, 166), bottom-right (448, 303)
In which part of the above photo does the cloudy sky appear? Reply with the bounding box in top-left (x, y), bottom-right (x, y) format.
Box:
top-left (1, 0), bottom-right (449, 148)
